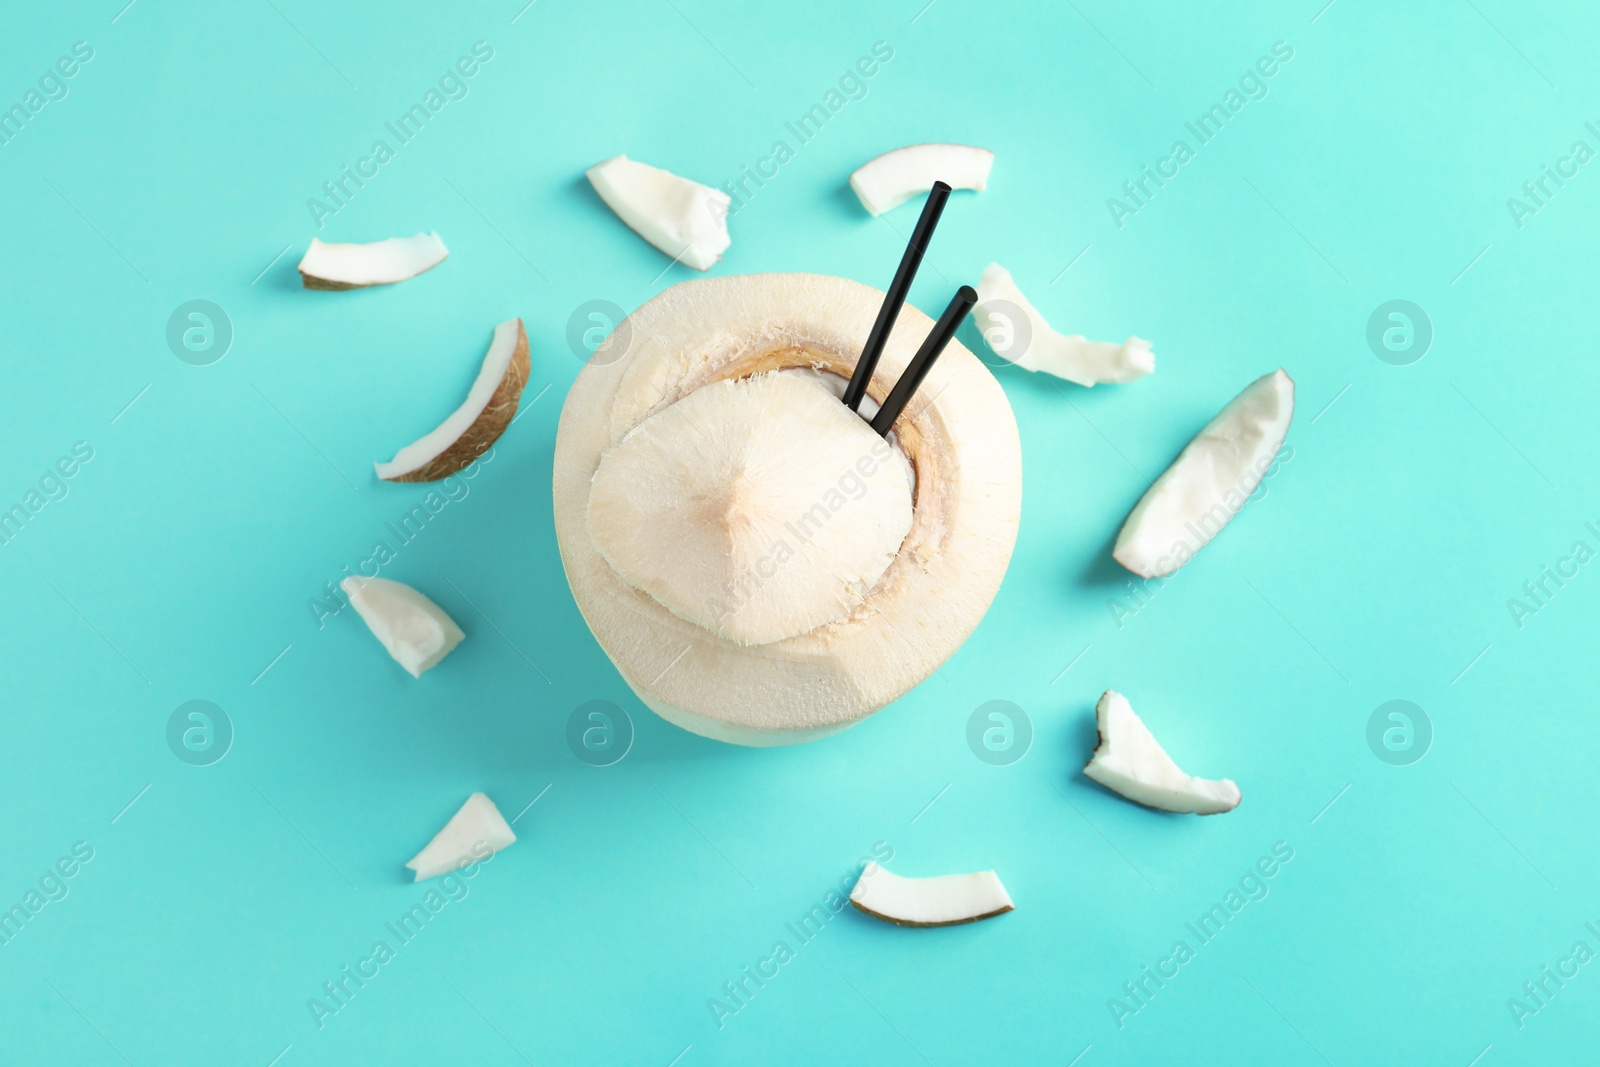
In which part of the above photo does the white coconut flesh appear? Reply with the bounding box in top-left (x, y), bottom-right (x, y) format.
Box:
top-left (849, 861), bottom-right (1014, 926)
top-left (973, 263), bottom-right (1153, 387)
top-left (298, 232), bottom-right (449, 289)
top-left (1113, 369), bottom-right (1294, 579)
top-left (342, 576), bottom-right (464, 678)
top-left (849, 143), bottom-right (994, 216)
top-left (1083, 691), bottom-right (1241, 815)
top-left (586, 154), bottom-right (731, 271)
top-left (588, 372), bottom-right (914, 646)
top-left (375, 319), bottom-right (529, 483)
top-left (553, 273), bottom-right (1022, 746)
top-left (405, 792), bottom-right (516, 881)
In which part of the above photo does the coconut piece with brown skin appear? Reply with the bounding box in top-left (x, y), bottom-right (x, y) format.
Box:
top-left (376, 319), bottom-right (529, 483)
top-left (298, 233), bottom-right (449, 290)
top-left (1083, 690), bottom-right (1241, 815)
top-left (849, 862), bottom-right (1014, 927)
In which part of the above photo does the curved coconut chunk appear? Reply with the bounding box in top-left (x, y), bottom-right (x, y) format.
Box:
top-left (1113, 369), bottom-right (1294, 579)
top-left (298, 232), bottom-right (449, 290)
top-left (586, 155), bottom-right (731, 271)
top-left (405, 792), bottom-right (515, 881)
top-left (342, 576), bottom-right (464, 678)
top-left (1084, 691), bottom-right (1240, 815)
top-left (849, 144), bottom-right (994, 216)
top-left (375, 319), bottom-right (530, 483)
top-left (587, 372), bottom-right (914, 647)
top-left (974, 263), bottom-right (1153, 387)
top-left (850, 862), bottom-right (1014, 927)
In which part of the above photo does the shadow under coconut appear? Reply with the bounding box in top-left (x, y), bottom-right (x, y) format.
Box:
top-left (1072, 517), bottom-right (1144, 592)
top-left (823, 180), bottom-right (867, 224)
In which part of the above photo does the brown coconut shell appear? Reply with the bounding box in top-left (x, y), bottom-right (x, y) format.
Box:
top-left (849, 899), bottom-right (1015, 928)
top-left (382, 320), bottom-right (530, 483)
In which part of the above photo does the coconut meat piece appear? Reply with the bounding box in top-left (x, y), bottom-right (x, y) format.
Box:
top-left (298, 232), bottom-right (449, 289)
top-left (973, 263), bottom-right (1153, 387)
top-left (1083, 691), bottom-right (1240, 815)
top-left (849, 144), bottom-right (994, 216)
top-left (1113, 369), bottom-right (1294, 579)
top-left (341, 576), bottom-right (464, 678)
top-left (375, 319), bottom-right (529, 482)
top-left (586, 155), bottom-right (731, 271)
top-left (849, 862), bottom-right (1014, 926)
top-left (405, 793), bottom-right (516, 881)
top-left (587, 372), bottom-right (914, 646)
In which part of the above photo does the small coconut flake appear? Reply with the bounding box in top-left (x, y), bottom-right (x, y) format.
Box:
top-left (406, 792), bottom-right (516, 881)
top-left (1083, 691), bottom-right (1241, 815)
top-left (298, 232), bottom-right (449, 290)
top-left (586, 155), bottom-right (731, 271)
top-left (849, 861), bottom-right (1014, 927)
top-left (849, 144), bottom-right (994, 216)
top-left (973, 263), bottom-right (1153, 387)
top-left (375, 318), bottom-right (530, 483)
top-left (342, 576), bottom-right (464, 678)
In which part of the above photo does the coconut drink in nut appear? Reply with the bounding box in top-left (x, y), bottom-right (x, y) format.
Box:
top-left (554, 187), bottom-right (1021, 746)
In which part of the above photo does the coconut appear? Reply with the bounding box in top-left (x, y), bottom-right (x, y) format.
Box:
top-left (586, 155), bottom-right (731, 271)
top-left (973, 263), bottom-right (1154, 387)
top-left (1083, 691), bottom-right (1241, 815)
top-left (405, 792), bottom-right (515, 881)
top-left (553, 273), bottom-right (1022, 746)
top-left (375, 319), bottom-right (530, 483)
top-left (298, 232), bottom-right (449, 289)
top-left (342, 576), bottom-right (464, 677)
top-left (849, 144), bottom-right (994, 216)
top-left (1113, 369), bottom-right (1294, 578)
top-left (849, 861), bottom-right (1014, 926)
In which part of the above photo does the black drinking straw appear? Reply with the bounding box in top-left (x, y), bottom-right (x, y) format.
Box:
top-left (869, 285), bottom-right (977, 438)
top-left (841, 181), bottom-right (953, 412)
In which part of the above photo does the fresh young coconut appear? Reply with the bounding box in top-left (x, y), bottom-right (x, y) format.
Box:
top-left (586, 155), bottom-right (731, 271)
top-left (1083, 691), bottom-right (1240, 815)
top-left (375, 319), bottom-right (529, 483)
top-left (849, 144), bottom-right (994, 216)
top-left (973, 263), bottom-right (1153, 387)
top-left (849, 861), bottom-right (1014, 926)
top-left (342, 576), bottom-right (464, 677)
top-left (406, 792), bottom-right (515, 881)
top-left (298, 232), bottom-right (449, 289)
top-left (1113, 369), bottom-right (1293, 578)
top-left (553, 273), bottom-right (1022, 746)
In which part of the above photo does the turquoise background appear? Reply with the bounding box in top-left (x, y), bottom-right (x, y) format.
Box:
top-left (0, 0), bottom-right (1594, 1063)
